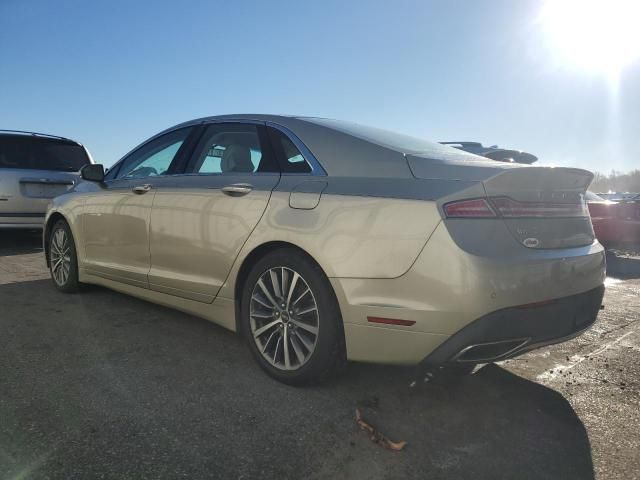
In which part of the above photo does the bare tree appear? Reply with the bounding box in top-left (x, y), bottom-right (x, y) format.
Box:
top-left (590, 170), bottom-right (640, 193)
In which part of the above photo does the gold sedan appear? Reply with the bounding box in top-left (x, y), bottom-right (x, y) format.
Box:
top-left (44, 115), bottom-right (606, 384)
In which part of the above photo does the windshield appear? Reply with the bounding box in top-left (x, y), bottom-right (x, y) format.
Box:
top-left (0, 135), bottom-right (90, 171)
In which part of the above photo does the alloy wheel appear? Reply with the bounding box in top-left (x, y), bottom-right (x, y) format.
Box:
top-left (249, 267), bottom-right (320, 371)
top-left (50, 228), bottom-right (71, 287)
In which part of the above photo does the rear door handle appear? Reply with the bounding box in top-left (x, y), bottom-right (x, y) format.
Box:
top-left (222, 183), bottom-right (253, 197)
top-left (132, 184), bottom-right (152, 194)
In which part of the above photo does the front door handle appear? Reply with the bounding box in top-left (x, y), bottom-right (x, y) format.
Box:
top-left (132, 184), bottom-right (152, 194)
top-left (222, 183), bottom-right (253, 197)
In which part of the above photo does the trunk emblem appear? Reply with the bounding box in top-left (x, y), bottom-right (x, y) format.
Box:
top-left (523, 237), bottom-right (540, 248)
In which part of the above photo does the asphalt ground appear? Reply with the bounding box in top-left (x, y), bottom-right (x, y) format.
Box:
top-left (1, 230), bottom-right (639, 479)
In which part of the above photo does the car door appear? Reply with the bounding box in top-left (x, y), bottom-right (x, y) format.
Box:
top-left (147, 122), bottom-right (281, 303)
top-left (81, 127), bottom-right (196, 288)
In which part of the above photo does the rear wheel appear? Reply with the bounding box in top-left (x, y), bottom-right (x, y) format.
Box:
top-left (240, 248), bottom-right (345, 385)
top-left (49, 219), bottom-right (80, 293)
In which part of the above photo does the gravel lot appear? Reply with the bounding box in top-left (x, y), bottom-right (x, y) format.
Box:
top-left (1, 231), bottom-right (639, 479)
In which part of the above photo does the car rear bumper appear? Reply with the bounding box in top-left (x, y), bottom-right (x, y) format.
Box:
top-left (422, 285), bottom-right (604, 365)
top-left (331, 222), bottom-right (606, 365)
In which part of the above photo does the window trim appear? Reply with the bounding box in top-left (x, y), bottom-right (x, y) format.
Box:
top-left (103, 118), bottom-right (327, 182)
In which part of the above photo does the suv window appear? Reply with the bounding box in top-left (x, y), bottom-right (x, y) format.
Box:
top-left (114, 128), bottom-right (192, 180)
top-left (0, 135), bottom-right (90, 171)
top-left (268, 128), bottom-right (312, 173)
top-left (187, 123), bottom-right (277, 174)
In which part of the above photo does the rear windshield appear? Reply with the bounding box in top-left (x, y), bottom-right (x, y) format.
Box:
top-left (0, 136), bottom-right (90, 171)
top-left (303, 117), bottom-right (482, 159)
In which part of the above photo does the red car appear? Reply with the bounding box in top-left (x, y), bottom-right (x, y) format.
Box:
top-left (587, 192), bottom-right (640, 246)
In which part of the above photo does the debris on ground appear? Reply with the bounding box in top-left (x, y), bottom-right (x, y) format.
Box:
top-left (355, 408), bottom-right (407, 452)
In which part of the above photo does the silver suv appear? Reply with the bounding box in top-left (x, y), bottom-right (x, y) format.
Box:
top-left (0, 130), bottom-right (92, 229)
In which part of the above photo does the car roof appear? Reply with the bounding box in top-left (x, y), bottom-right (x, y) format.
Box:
top-left (143, 114), bottom-right (496, 178)
top-left (0, 129), bottom-right (83, 146)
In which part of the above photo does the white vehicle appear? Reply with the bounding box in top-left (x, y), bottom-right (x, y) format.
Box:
top-left (0, 130), bottom-right (92, 229)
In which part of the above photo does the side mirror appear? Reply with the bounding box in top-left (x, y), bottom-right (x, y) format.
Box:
top-left (81, 164), bottom-right (105, 182)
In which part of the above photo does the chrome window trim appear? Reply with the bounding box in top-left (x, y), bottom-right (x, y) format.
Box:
top-left (104, 118), bottom-right (328, 180)
top-left (202, 119), bottom-right (264, 126)
top-left (163, 172), bottom-right (280, 179)
top-left (200, 119), bottom-right (326, 177)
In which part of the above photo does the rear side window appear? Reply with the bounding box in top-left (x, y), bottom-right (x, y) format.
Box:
top-left (187, 123), bottom-right (278, 174)
top-left (0, 136), bottom-right (90, 171)
top-left (268, 128), bottom-right (312, 174)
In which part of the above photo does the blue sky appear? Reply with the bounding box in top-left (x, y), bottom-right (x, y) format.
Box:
top-left (1, 0), bottom-right (639, 171)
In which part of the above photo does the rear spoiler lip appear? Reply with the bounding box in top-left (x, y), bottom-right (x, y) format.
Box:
top-left (483, 165), bottom-right (593, 187)
top-left (407, 153), bottom-right (593, 185)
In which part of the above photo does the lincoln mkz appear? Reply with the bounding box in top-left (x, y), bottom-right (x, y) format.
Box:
top-left (44, 115), bottom-right (606, 384)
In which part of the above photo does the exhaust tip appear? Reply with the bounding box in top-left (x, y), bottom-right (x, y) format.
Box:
top-left (454, 338), bottom-right (529, 363)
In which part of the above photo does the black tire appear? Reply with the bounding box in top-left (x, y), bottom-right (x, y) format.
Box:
top-left (48, 219), bottom-right (80, 293)
top-left (240, 248), bottom-right (345, 385)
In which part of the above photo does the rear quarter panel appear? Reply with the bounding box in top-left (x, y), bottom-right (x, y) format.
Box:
top-left (216, 190), bottom-right (442, 299)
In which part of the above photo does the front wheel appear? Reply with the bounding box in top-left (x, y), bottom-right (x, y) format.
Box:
top-left (240, 248), bottom-right (345, 385)
top-left (49, 219), bottom-right (80, 293)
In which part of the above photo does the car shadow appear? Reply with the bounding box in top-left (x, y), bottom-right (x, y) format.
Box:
top-left (0, 229), bottom-right (42, 256)
top-left (0, 278), bottom-right (595, 479)
top-left (332, 362), bottom-right (595, 479)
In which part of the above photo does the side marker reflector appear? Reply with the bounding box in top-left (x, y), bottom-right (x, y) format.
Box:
top-left (367, 316), bottom-right (416, 327)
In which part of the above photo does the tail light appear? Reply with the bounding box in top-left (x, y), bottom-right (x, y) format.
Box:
top-left (443, 198), bottom-right (496, 218)
top-left (444, 196), bottom-right (588, 218)
top-left (490, 197), bottom-right (588, 218)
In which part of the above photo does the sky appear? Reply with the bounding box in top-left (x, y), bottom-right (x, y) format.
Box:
top-left (1, 0), bottom-right (639, 172)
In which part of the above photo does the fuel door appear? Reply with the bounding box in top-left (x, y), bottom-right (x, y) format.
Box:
top-left (289, 180), bottom-right (327, 210)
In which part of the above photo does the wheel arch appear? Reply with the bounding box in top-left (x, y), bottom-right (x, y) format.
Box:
top-left (43, 212), bottom-right (68, 268)
top-left (233, 241), bottom-right (343, 336)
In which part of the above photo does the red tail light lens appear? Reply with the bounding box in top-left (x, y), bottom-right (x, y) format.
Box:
top-left (444, 196), bottom-right (589, 218)
top-left (444, 199), bottom-right (497, 218)
top-left (490, 197), bottom-right (588, 218)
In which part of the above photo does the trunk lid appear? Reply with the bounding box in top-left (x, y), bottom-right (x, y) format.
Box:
top-left (407, 153), bottom-right (595, 249)
top-left (482, 166), bottom-right (594, 249)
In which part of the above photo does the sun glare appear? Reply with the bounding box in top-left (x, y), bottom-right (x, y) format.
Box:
top-left (540, 0), bottom-right (640, 76)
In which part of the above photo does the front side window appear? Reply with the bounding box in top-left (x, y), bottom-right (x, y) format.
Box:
top-left (115, 128), bottom-right (191, 180)
top-left (187, 123), bottom-right (276, 174)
